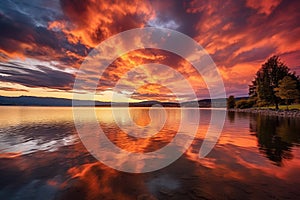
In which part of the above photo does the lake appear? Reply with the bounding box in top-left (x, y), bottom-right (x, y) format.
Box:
top-left (0, 106), bottom-right (300, 199)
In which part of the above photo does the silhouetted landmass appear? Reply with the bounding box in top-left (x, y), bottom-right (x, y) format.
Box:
top-left (182, 97), bottom-right (246, 108)
top-left (0, 95), bottom-right (245, 107)
top-left (0, 96), bottom-right (105, 106)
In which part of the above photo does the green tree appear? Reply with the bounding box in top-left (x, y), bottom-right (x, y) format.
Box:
top-left (250, 56), bottom-right (290, 109)
top-left (274, 76), bottom-right (300, 109)
top-left (249, 80), bottom-right (257, 98)
top-left (227, 95), bottom-right (235, 109)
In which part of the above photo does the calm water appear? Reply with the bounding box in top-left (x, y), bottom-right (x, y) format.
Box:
top-left (0, 107), bottom-right (300, 199)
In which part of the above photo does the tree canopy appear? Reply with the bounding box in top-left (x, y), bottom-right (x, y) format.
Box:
top-left (275, 76), bottom-right (300, 109)
top-left (227, 95), bottom-right (235, 109)
top-left (249, 56), bottom-right (300, 109)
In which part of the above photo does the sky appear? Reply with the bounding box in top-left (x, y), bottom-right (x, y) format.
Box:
top-left (0, 0), bottom-right (300, 102)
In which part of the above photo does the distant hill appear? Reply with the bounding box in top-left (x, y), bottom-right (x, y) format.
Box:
top-left (0, 96), bottom-right (111, 106)
top-left (182, 97), bottom-right (248, 108)
top-left (0, 96), bottom-right (179, 107)
top-left (0, 95), bottom-right (248, 107)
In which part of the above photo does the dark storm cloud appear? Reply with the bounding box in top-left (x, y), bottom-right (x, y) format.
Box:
top-left (0, 0), bottom-right (89, 67)
top-left (0, 62), bottom-right (74, 90)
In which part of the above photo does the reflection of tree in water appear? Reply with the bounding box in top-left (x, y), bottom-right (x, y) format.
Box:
top-left (227, 111), bottom-right (235, 123)
top-left (249, 115), bottom-right (300, 166)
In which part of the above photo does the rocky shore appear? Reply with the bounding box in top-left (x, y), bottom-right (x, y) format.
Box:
top-left (228, 108), bottom-right (300, 118)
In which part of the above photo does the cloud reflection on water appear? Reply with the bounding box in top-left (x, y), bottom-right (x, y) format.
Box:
top-left (0, 107), bottom-right (300, 199)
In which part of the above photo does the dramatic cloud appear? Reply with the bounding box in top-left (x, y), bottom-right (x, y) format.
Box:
top-left (0, 59), bottom-right (74, 90)
top-left (184, 0), bottom-right (300, 95)
top-left (74, 48), bottom-right (209, 101)
top-left (0, 0), bottom-right (300, 100)
top-left (54, 0), bottom-right (154, 47)
top-left (0, 0), bottom-right (89, 68)
top-left (246, 0), bottom-right (282, 15)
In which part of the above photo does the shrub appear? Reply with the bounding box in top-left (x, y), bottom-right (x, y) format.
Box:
top-left (235, 99), bottom-right (255, 109)
top-left (227, 95), bottom-right (236, 109)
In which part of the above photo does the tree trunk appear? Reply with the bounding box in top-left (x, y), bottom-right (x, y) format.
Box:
top-left (275, 98), bottom-right (279, 110)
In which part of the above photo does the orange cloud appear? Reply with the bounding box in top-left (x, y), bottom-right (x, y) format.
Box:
top-left (246, 0), bottom-right (282, 15)
top-left (132, 83), bottom-right (177, 102)
top-left (54, 0), bottom-right (154, 48)
top-left (0, 87), bottom-right (28, 92)
top-left (74, 49), bottom-right (209, 101)
top-left (184, 0), bottom-right (300, 97)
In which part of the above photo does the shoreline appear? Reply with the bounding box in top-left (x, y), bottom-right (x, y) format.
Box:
top-left (228, 108), bottom-right (300, 118)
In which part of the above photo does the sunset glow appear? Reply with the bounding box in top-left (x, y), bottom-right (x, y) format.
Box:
top-left (1, 0), bottom-right (300, 101)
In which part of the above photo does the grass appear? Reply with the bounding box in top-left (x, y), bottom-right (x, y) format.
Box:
top-left (255, 104), bottom-right (300, 110)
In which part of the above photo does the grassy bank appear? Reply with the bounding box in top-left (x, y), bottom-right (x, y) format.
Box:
top-left (256, 104), bottom-right (300, 110)
top-left (228, 105), bottom-right (300, 118)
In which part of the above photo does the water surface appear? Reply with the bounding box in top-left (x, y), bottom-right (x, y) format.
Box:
top-left (0, 107), bottom-right (300, 199)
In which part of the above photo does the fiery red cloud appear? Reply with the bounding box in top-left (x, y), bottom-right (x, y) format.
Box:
top-left (0, 0), bottom-right (299, 101)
